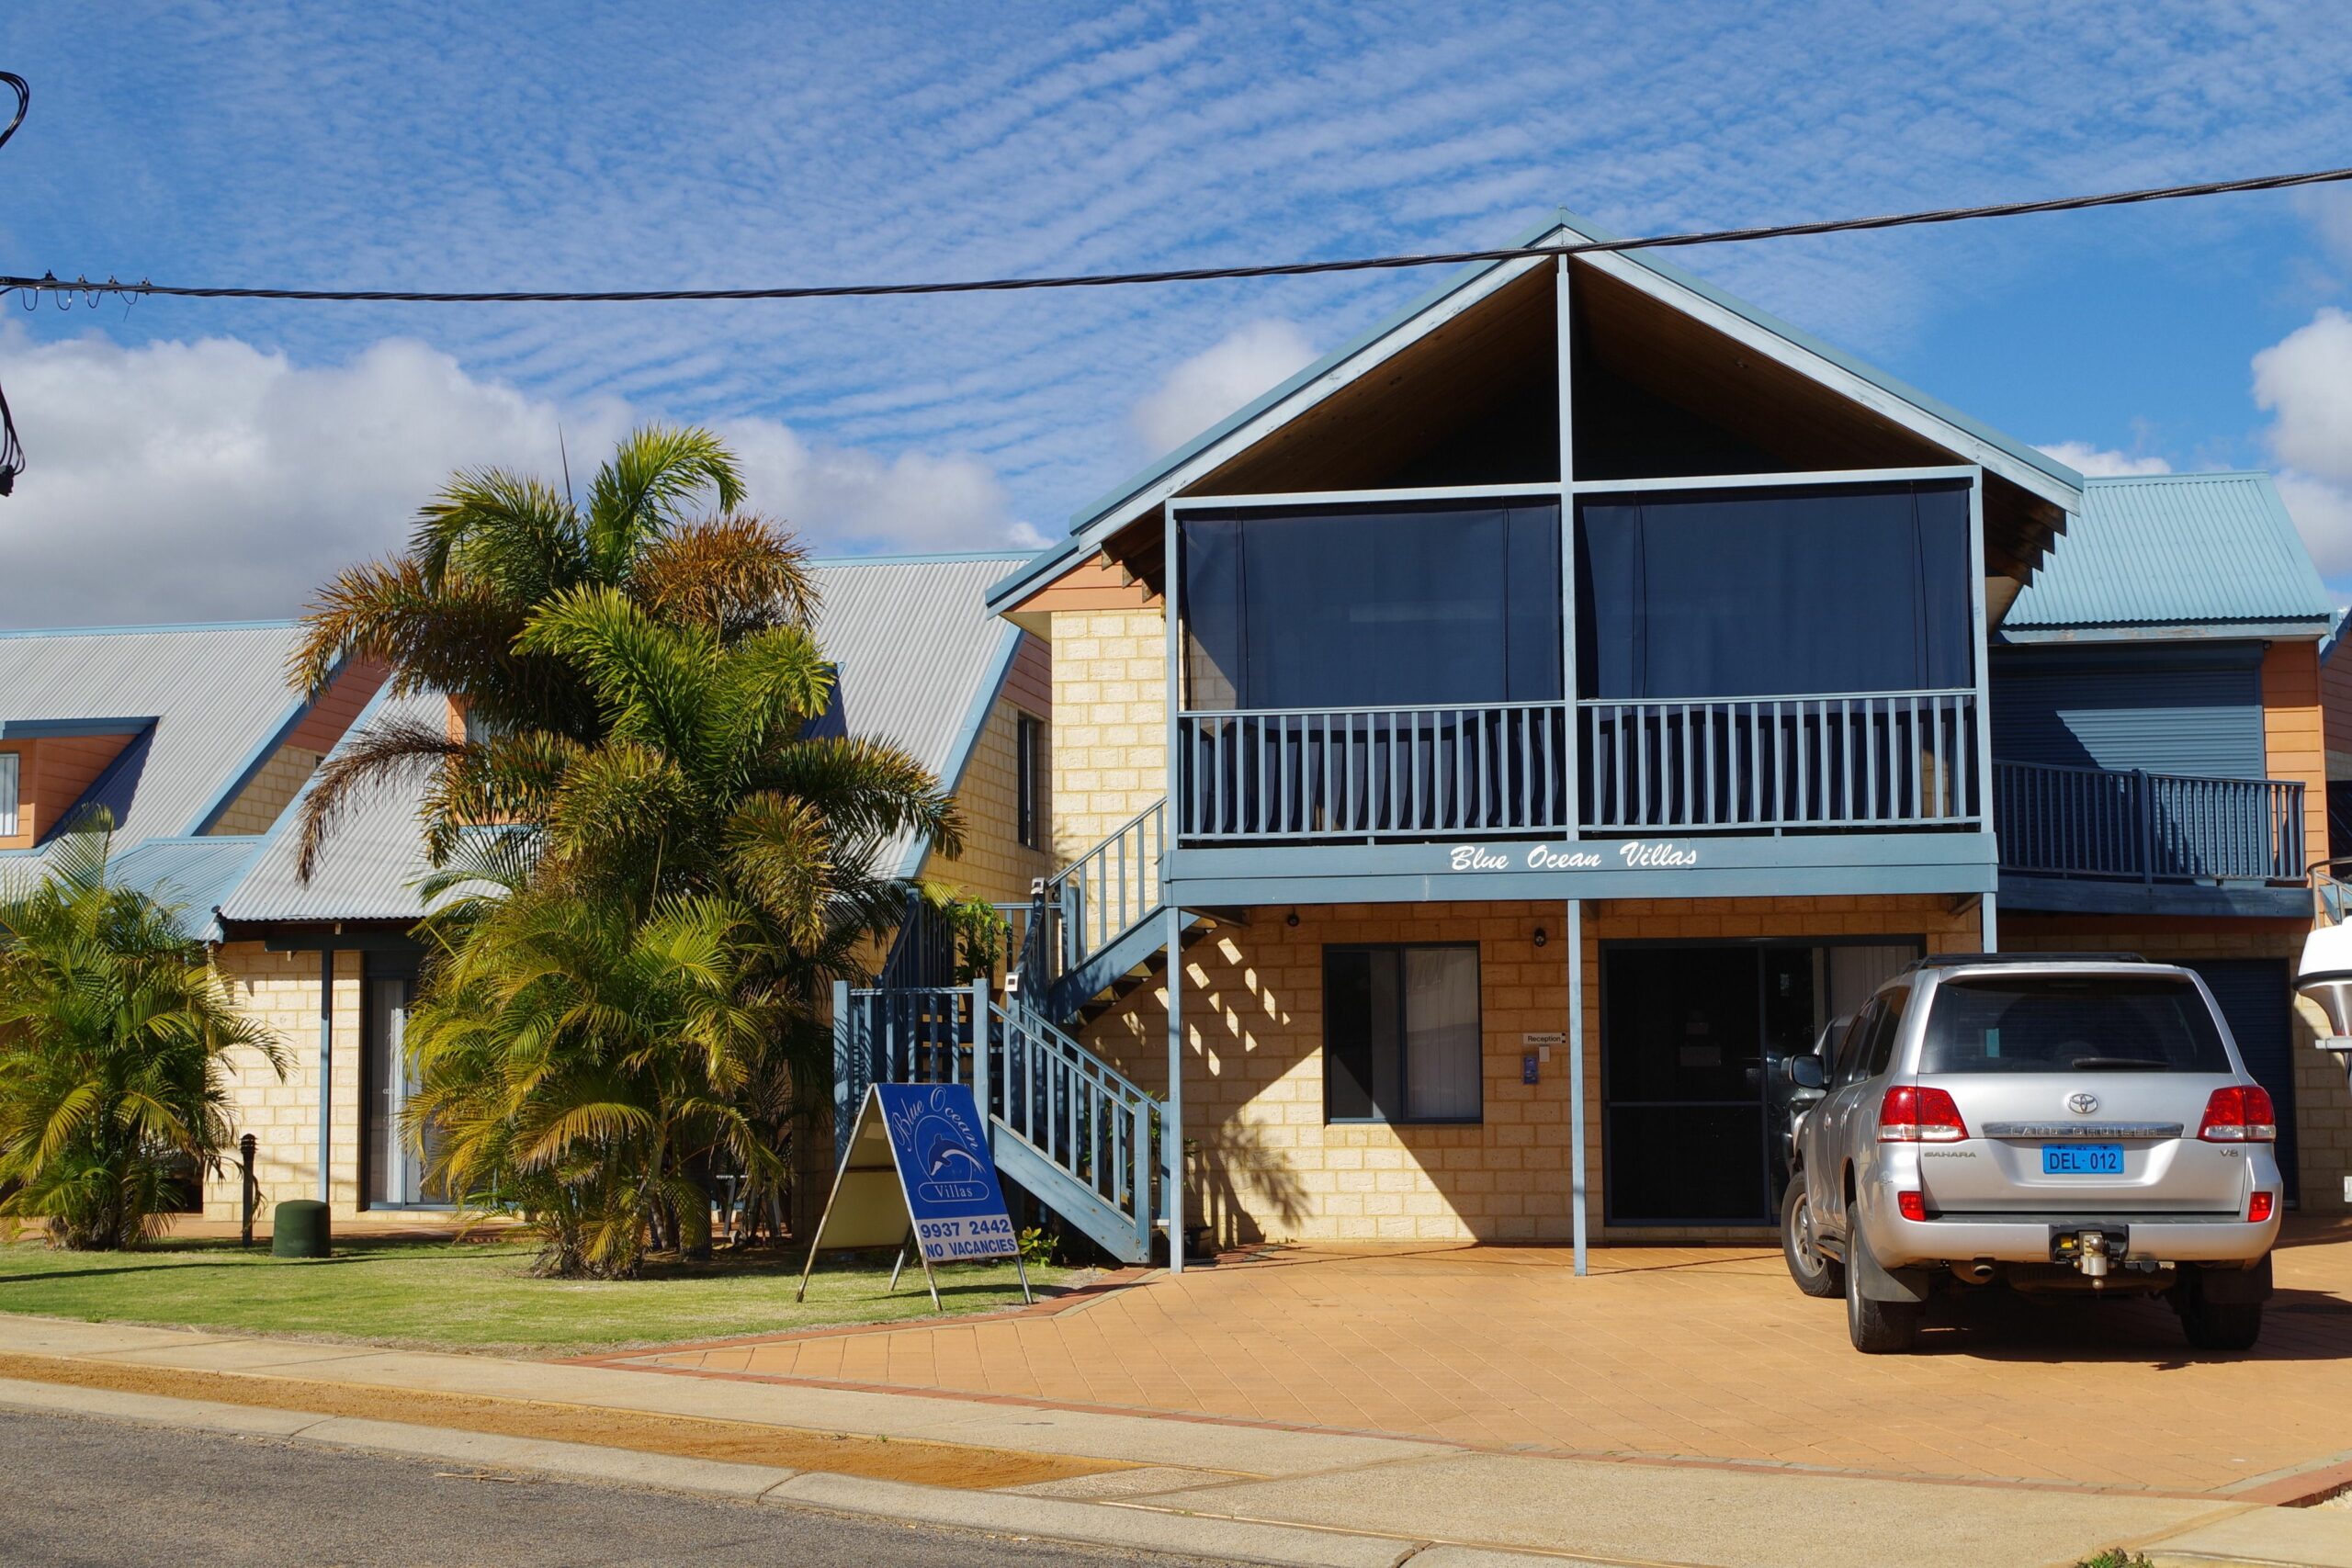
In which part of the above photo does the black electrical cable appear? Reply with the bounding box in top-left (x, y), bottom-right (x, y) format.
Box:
top-left (0, 71), bottom-right (27, 496)
top-left (3, 162), bottom-right (2350, 306)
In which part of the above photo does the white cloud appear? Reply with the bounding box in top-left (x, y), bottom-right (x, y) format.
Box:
top-left (1130, 320), bottom-right (1317, 456)
top-left (0, 327), bottom-right (1025, 628)
top-left (2034, 441), bottom-right (2173, 479)
top-left (2250, 308), bottom-right (2352, 581)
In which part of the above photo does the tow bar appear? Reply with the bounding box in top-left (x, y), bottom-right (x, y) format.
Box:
top-left (2052, 1227), bottom-right (2129, 1281)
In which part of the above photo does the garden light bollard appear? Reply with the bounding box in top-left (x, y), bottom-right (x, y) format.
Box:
top-left (239, 1134), bottom-right (257, 1247)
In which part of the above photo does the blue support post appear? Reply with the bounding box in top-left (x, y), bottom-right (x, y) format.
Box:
top-left (1165, 901), bottom-right (1185, 1275)
top-left (831, 979), bottom-right (854, 1155)
top-left (970, 975), bottom-right (991, 1126)
top-left (1566, 901), bottom-right (1587, 1277)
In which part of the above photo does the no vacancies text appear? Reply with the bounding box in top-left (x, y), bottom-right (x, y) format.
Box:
top-left (1447, 840), bottom-right (1702, 873)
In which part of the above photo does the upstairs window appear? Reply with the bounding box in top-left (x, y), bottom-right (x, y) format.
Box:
top-left (1325, 944), bottom-right (1483, 1123)
top-left (1576, 480), bottom-right (1973, 700)
top-left (1015, 713), bottom-right (1043, 850)
top-left (1182, 502), bottom-right (1562, 711)
top-left (0, 750), bottom-right (17, 838)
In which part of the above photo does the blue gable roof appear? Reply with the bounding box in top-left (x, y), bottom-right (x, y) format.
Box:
top-left (2003, 472), bottom-right (2335, 640)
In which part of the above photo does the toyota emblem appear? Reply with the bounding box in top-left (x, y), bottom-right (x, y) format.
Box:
top-left (2066, 1091), bottom-right (2099, 1115)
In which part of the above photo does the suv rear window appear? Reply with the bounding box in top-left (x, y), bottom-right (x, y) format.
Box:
top-left (1918, 976), bottom-right (2232, 1075)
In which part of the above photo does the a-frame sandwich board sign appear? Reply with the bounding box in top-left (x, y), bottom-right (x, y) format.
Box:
top-left (797, 1081), bottom-right (1030, 1311)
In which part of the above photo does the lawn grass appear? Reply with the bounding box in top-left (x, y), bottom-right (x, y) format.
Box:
top-left (0, 1235), bottom-right (1067, 1356)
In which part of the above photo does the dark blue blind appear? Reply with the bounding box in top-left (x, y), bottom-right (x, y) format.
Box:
top-left (1575, 481), bottom-right (1973, 700)
top-left (1181, 502), bottom-right (1562, 710)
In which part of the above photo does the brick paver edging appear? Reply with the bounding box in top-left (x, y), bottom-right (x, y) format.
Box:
top-left (558, 1264), bottom-right (1158, 1366)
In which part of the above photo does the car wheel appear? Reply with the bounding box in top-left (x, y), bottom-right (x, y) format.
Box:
top-left (1845, 1227), bottom-right (1922, 1354)
top-left (2181, 1298), bottom-right (2263, 1353)
top-left (1781, 1179), bottom-right (1843, 1299)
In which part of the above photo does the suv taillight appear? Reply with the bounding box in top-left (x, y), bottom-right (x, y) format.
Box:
top-left (1880, 1085), bottom-right (1969, 1143)
top-left (2197, 1085), bottom-right (2277, 1143)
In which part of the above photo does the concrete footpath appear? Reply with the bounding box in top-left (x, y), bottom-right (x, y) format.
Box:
top-left (0, 1314), bottom-right (2347, 1568)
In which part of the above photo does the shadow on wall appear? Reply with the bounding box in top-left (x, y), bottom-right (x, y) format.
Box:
top-left (1190, 1118), bottom-right (1307, 1249)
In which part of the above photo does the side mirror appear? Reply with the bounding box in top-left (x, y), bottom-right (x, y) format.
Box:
top-left (1786, 1054), bottom-right (1827, 1091)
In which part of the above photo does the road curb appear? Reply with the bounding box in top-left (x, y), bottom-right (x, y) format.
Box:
top-left (0, 1377), bottom-right (1590, 1567)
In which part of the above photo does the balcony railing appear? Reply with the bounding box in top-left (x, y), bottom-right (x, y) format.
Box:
top-left (1173, 689), bottom-right (1981, 842)
top-left (1992, 760), bottom-right (2304, 883)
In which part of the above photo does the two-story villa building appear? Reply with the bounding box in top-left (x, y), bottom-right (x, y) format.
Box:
top-left (840, 213), bottom-right (2346, 1272)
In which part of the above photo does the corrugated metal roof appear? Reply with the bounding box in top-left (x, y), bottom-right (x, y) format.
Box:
top-left (222, 554), bottom-right (1027, 922)
top-left (0, 622), bottom-right (312, 843)
top-left (2004, 472), bottom-right (2334, 634)
top-left (108, 835), bottom-right (267, 940)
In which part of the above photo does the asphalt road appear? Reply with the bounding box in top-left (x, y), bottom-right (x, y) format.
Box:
top-left (0, 1407), bottom-right (1234, 1567)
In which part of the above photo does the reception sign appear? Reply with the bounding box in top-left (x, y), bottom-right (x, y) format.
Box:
top-left (797, 1082), bottom-right (1029, 1310)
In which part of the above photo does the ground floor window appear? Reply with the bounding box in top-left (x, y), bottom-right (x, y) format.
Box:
top-left (1325, 944), bottom-right (1482, 1123)
top-left (1601, 939), bottom-right (1919, 1226)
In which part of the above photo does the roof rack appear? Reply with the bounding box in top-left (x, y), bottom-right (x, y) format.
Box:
top-left (1901, 952), bottom-right (2148, 973)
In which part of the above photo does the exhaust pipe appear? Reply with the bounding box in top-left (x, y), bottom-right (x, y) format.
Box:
top-left (1950, 1259), bottom-right (1996, 1285)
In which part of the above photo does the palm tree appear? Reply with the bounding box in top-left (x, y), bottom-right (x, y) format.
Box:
top-left (290, 424), bottom-right (820, 877)
top-left (0, 819), bottom-right (283, 1249)
top-left (403, 886), bottom-right (784, 1279)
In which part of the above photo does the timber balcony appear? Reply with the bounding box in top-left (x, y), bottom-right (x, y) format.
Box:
top-left (1992, 760), bottom-right (2305, 886)
top-left (1174, 690), bottom-right (1983, 841)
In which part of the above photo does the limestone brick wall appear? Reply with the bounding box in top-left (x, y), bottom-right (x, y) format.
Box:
top-left (206, 744), bottom-right (324, 836)
top-left (1048, 609), bottom-right (1165, 861)
top-left (921, 694), bottom-right (1052, 907)
top-left (1080, 893), bottom-right (1984, 1246)
top-left (204, 943), bottom-right (366, 1217)
top-left (2007, 915), bottom-right (2347, 1214)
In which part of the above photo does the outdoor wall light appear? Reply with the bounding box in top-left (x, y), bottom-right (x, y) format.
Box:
top-left (1286, 909), bottom-right (1301, 928)
top-left (1532, 926), bottom-right (1549, 948)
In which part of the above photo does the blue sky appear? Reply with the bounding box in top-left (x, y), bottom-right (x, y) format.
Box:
top-left (2, 2), bottom-right (2350, 624)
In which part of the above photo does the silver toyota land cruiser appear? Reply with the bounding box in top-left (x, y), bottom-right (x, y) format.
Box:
top-left (1781, 953), bottom-right (2282, 1354)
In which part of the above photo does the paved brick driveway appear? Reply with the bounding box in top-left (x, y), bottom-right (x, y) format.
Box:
top-left (603, 1220), bottom-right (2352, 1496)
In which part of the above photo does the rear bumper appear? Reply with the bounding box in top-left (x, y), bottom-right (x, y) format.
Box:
top-left (1863, 1207), bottom-right (2279, 1268)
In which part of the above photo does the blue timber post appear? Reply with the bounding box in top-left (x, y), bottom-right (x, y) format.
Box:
top-left (1165, 899), bottom-right (1185, 1275)
top-left (1566, 900), bottom-right (1587, 1277)
top-left (969, 974), bottom-right (991, 1130)
top-left (831, 979), bottom-right (854, 1155)
top-left (317, 947), bottom-right (334, 1206)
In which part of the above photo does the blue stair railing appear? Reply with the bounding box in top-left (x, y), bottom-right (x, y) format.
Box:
top-left (832, 978), bottom-right (1164, 1264)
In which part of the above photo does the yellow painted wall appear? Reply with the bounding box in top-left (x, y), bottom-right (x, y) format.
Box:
top-left (918, 692), bottom-right (1052, 906)
top-left (2262, 640), bottom-right (2330, 863)
top-left (1080, 893), bottom-right (1984, 1244)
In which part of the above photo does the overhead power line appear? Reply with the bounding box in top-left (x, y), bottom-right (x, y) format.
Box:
top-left (6, 162), bottom-right (2352, 307)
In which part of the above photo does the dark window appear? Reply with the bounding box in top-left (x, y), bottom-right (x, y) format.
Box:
top-left (1182, 502), bottom-right (1562, 710)
top-left (1325, 945), bottom-right (1482, 1123)
top-left (1015, 714), bottom-right (1043, 850)
top-left (1866, 987), bottom-right (1910, 1077)
top-left (1836, 999), bottom-right (1883, 1087)
top-left (1920, 976), bottom-right (2231, 1074)
top-left (1576, 481), bottom-right (1972, 700)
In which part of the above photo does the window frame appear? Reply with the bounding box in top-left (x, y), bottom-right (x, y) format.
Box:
top-left (1014, 712), bottom-right (1043, 851)
top-left (0, 749), bottom-right (17, 839)
top-left (1321, 941), bottom-right (1485, 1127)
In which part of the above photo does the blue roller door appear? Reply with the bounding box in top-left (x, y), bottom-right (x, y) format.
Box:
top-left (2188, 958), bottom-right (2299, 1204)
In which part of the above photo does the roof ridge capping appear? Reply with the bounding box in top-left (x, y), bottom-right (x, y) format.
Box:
top-left (0, 617), bottom-right (300, 639)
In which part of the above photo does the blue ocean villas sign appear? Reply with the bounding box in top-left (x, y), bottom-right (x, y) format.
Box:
top-left (797, 1081), bottom-right (1030, 1310)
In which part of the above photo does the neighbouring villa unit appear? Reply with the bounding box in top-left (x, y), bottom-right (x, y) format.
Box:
top-left (840, 211), bottom-right (2352, 1269)
top-left (0, 558), bottom-right (1047, 1224)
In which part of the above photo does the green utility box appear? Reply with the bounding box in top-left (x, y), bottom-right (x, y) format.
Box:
top-left (271, 1199), bottom-right (332, 1259)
